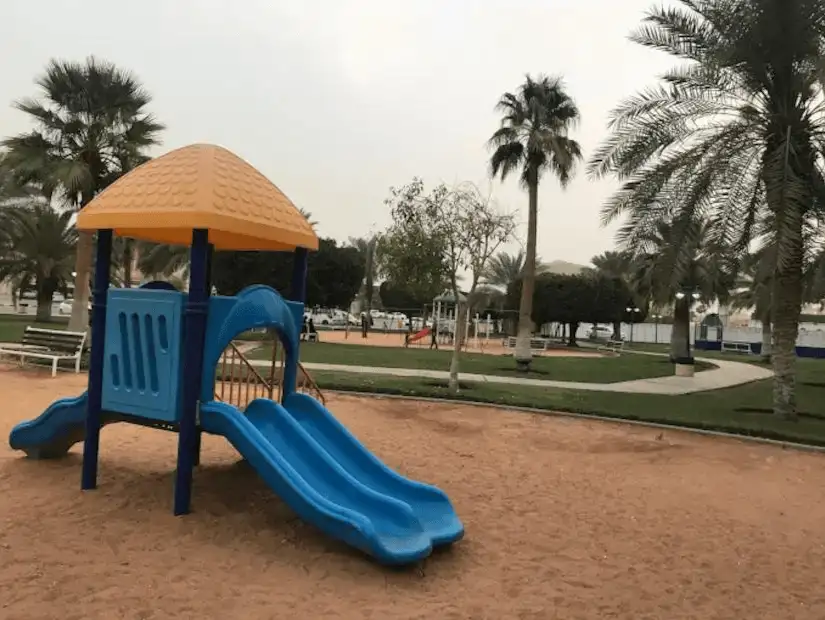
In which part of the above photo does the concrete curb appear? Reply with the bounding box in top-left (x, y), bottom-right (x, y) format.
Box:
top-left (325, 389), bottom-right (825, 455)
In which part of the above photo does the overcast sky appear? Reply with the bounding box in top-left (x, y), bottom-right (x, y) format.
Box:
top-left (1, 0), bottom-right (673, 266)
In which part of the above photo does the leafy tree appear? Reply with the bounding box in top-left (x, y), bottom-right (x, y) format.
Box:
top-left (3, 57), bottom-right (164, 330)
top-left (590, 250), bottom-right (640, 337)
top-left (305, 239), bottom-right (364, 308)
top-left (0, 202), bottom-right (76, 320)
top-left (510, 273), bottom-right (635, 346)
top-left (379, 178), bottom-right (449, 305)
top-left (587, 0), bottom-right (825, 417)
top-left (378, 281), bottom-right (429, 313)
top-left (381, 179), bottom-right (514, 389)
top-left (489, 74), bottom-right (582, 369)
top-left (211, 239), bottom-right (363, 309)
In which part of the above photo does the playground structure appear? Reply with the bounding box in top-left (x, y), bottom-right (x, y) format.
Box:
top-left (399, 291), bottom-right (496, 351)
top-left (6, 144), bottom-right (463, 565)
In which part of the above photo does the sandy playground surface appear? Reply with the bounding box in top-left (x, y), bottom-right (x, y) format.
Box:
top-left (316, 328), bottom-right (603, 357)
top-left (1, 368), bottom-right (825, 619)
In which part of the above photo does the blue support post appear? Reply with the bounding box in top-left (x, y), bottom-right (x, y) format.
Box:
top-left (282, 247), bottom-right (309, 400)
top-left (174, 229), bottom-right (210, 515)
top-left (81, 229), bottom-right (113, 490)
top-left (192, 243), bottom-right (214, 468)
top-left (291, 247), bottom-right (308, 303)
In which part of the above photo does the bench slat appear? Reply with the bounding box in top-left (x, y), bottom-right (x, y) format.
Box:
top-left (20, 339), bottom-right (83, 353)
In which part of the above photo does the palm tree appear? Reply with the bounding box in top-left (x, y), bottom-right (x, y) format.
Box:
top-left (3, 57), bottom-right (164, 331)
top-left (349, 235), bottom-right (382, 312)
top-left (590, 251), bottom-right (633, 280)
top-left (587, 0), bottom-right (825, 418)
top-left (629, 219), bottom-right (734, 363)
top-left (0, 202), bottom-right (76, 321)
top-left (488, 75), bottom-right (582, 369)
top-left (482, 250), bottom-right (549, 290)
top-left (730, 248), bottom-right (774, 362)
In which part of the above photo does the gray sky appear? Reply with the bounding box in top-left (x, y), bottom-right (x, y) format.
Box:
top-left (1, 0), bottom-right (672, 266)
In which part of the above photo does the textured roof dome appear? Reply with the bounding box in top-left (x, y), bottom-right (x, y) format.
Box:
top-left (76, 143), bottom-right (318, 252)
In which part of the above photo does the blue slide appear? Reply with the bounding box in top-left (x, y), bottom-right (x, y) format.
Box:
top-left (282, 392), bottom-right (464, 547)
top-left (199, 399), bottom-right (439, 564)
top-left (9, 392), bottom-right (92, 458)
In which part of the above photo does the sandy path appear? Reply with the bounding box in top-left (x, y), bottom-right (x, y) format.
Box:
top-left (1, 369), bottom-right (824, 619)
top-left (313, 329), bottom-right (603, 357)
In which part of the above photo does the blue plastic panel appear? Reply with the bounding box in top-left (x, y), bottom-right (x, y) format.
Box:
top-left (200, 286), bottom-right (300, 402)
top-left (102, 288), bottom-right (186, 422)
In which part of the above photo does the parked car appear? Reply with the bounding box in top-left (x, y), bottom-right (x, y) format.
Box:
top-left (58, 299), bottom-right (91, 315)
top-left (586, 325), bottom-right (617, 340)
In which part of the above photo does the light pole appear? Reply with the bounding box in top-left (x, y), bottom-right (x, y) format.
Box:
top-left (625, 306), bottom-right (641, 342)
top-left (652, 313), bottom-right (662, 343)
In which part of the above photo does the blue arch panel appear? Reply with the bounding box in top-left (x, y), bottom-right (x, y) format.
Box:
top-left (201, 286), bottom-right (302, 402)
top-left (102, 288), bottom-right (186, 422)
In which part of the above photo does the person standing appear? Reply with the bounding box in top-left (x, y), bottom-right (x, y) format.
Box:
top-left (429, 318), bottom-right (439, 350)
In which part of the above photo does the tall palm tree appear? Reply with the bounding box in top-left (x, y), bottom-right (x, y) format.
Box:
top-left (2, 57), bottom-right (164, 330)
top-left (488, 75), bottom-right (582, 369)
top-left (629, 219), bottom-right (734, 362)
top-left (0, 202), bottom-right (77, 321)
top-left (730, 248), bottom-right (774, 361)
top-left (587, 0), bottom-right (825, 418)
top-left (482, 249), bottom-right (549, 290)
top-left (349, 235), bottom-right (382, 312)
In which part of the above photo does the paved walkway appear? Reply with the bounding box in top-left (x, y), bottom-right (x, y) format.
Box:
top-left (249, 354), bottom-right (772, 395)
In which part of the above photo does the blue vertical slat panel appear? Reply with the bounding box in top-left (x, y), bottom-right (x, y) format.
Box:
top-left (102, 289), bottom-right (186, 422)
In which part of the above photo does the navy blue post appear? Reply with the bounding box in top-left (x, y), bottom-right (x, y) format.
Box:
top-left (174, 229), bottom-right (210, 515)
top-left (291, 247), bottom-right (308, 302)
top-left (81, 229), bottom-right (113, 490)
top-left (192, 243), bottom-right (214, 468)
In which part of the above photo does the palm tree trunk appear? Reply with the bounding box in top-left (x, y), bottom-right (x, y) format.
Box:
top-left (514, 173), bottom-right (538, 370)
top-left (364, 240), bottom-right (375, 313)
top-left (69, 230), bottom-right (94, 331)
top-left (670, 299), bottom-right (691, 361)
top-left (772, 254), bottom-right (802, 419)
top-left (123, 239), bottom-right (134, 288)
top-left (36, 287), bottom-right (54, 322)
top-left (760, 316), bottom-right (772, 362)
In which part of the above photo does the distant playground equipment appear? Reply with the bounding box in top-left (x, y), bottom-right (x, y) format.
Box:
top-left (427, 291), bottom-right (495, 351)
top-left (7, 144), bottom-right (463, 565)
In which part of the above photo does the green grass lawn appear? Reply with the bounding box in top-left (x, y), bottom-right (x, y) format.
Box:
top-left (307, 357), bottom-right (825, 446)
top-left (250, 341), bottom-right (715, 383)
top-left (0, 315), bottom-right (69, 342)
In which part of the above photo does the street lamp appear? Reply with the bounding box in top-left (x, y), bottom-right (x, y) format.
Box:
top-left (675, 291), bottom-right (701, 300)
top-left (625, 306), bottom-right (641, 342)
top-left (673, 288), bottom-right (701, 375)
top-left (652, 313), bottom-right (662, 343)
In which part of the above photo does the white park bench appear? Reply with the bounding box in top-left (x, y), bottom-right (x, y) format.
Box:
top-left (504, 336), bottom-right (552, 352)
top-left (721, 340), bottom-right (754, 354)
top-left (598, 339), bottom-right (625, 355)
top-left (0, 326), bottom-right (87, 377)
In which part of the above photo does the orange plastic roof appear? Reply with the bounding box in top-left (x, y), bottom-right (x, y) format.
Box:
top-left (75, 144), bottom-right (319, 252)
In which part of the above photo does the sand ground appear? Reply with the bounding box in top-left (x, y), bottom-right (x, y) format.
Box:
top-left (1, 368), bottom-right (825, 619)
top-left (313, 329), bottom-right (602, 357)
